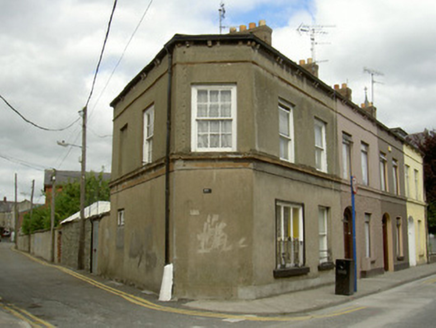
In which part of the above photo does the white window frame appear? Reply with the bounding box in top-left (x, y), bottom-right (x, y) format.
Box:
top-left (143, 106), bottom-right (154, 164)
top-left (279, 102), bottom-right (294, 162)
top-left (117, 209), bottom-right (125, 226)
top-left (342, 133), bottom-right (352, 180)
top-left (314, 119), bottom-right (327, 172)
top-left (364, 213), bottom-right (371, 258)
top-left (191, 85), bottom-right (237, 152)
top-left (405, 165), bottom-right (410, 197)
top-left (396, 217), bottom-right (403, 257)
top-left (414, 169), bottom-right (420, 200)
top-left (361, 143), bottom-right (369, 186)
top-left (380, 153), bottom-right (388, 191)
top-left (392, 159), bottom-right (399, 195)
top-left (276, 202), bottom-right (304, 268)
top-left (318, 206), bottom-right (329, 263)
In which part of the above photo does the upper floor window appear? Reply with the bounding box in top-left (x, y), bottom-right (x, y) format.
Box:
top-left (314, 119), bottom-right (327, 172)
top-left (361, 143), bottom-right (369, 186)
top-left (414, 169), bottom-right (420, 200)
top-left (392, 159), bottom-right (399, 195)
top-left (143, 106), bottom-right (154, 164)
top-left (279, 102), bottom-right (294, 162)
top-left (342, 133), bottom-right (352, 180)
top-left (191, 85), bottom-right (237, 152)
top-left (405, 165), bottom-right (410, 197)
top-left (380, 153), bottom-right (388, 191)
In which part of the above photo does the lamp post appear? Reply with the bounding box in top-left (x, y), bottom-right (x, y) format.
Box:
top-left (57, 106), bottom-right (87, 270)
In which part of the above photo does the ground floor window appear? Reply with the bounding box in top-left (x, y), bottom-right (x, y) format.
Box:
top-left (276, 202), bottom-right (304, 268)
top-left (318, 206), bottom-right (330, 263)
top-left (364, 213), bottom-right (371, 258)
top-left (117, 209), bottom-right (125, 226)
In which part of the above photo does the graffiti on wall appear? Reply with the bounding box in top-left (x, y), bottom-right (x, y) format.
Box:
top-left (197, 214), bottom-right (247, 253)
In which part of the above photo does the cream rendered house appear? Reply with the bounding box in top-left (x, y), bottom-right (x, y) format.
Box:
top-left (403, 142), bottom-right (427, 265)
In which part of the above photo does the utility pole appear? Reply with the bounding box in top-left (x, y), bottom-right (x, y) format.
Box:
top-left (50, 170), bottom-right (56, 263)
top-left (29, 179), bottom-right (34, 253)
top-left (14, 173), bottom-right (18, 247)
top-left (77, 106), bottom-right (87, 270)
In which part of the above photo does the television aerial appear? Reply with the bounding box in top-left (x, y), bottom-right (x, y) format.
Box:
top-left (297, 23), bottom-right (335, 64)
top-left (364, 67), bottom-right (384, 105)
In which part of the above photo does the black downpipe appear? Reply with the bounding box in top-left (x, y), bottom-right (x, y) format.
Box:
top-left (164, 47), bottom-right (173, 265)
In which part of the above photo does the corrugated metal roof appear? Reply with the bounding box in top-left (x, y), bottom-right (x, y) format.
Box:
top-left (60, 201), bottom-right (110, 224)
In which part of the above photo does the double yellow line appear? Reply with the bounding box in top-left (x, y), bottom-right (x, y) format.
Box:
top-left (0, 301), bottom-right (54, 328)
top-left (13, 248), bottom-right (366, 323)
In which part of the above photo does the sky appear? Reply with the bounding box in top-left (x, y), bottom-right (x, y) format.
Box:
top-left (1, 0), bottom-right (435, 203)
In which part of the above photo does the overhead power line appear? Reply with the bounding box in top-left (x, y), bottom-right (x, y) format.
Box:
top-left (84, 0), bottom-right (118, 109)
top-left (0, 94), bottom-right (80, 132)
top-left (89, 0), bottom-right (154, 121)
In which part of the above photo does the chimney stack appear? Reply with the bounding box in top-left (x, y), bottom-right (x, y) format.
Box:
top-left (361, 102), bottom-right (377, 118)
top-left (334, 83), bottom-right (352, 101)
top-left (299, 58), bottom-right (319, 78)
top-left (229, 20), bottom-right (272, 45)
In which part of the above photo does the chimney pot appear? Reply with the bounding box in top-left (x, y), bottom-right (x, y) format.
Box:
top-left (361, 103), bottom-right (366, 108)
top-left (3, 196), bottom-right (6, 202)
top-left (341, 83), bottom-right (347, 89)
top-left (334, 84), bottom-right (340, 90)
top-left (307, 58), bottom-right (313, 64)
top-left (230, 27), bottom-right (237, 33)
top-left (259, 19), bottom-right (266, 26)
top-left (249, 22), bottom-right (256, 29)
top-left (240, 25), bottom-right (247, 32)
top-left (299, 59), bottom-right (306, 65)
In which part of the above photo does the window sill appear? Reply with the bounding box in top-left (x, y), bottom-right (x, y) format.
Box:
top-left (273, 266), bottom-right (310, 278)
top-left (318, 261), bottom-right (334, 271)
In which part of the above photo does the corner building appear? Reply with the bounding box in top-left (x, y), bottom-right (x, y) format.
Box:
top-left (105, 22), bottom-right (424, 300)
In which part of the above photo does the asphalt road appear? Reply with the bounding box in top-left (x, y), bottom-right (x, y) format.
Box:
top-left (2, 241), bottom-right (436, 327)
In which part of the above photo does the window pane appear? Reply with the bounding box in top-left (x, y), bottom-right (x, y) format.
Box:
top-left (279, 109), bottom-right (289, 136)
top-left (315, 124), bottom-right (323, 147)
top-left (209, 104), bottom-right (219, 117)
top-left (197, 134), bottom-right (208, 148)
top-left (222, 134), bottom-right (232, 148)
top-left (198, 90), bottom-right (208, 103)
top-left (210, 90), bottom-right (219, 103)
top-left (280, 137), bottom-right (289, 160)
top-left (221, 104), bottom-right (231, 117)
top-left (198, 121), bottom-right (208, 133)
top-left (315, 149), bottom-right (322, 170)
top-left (197, 104), bottom-right (207, 117)
top-left (220, 90), bottom-right (231, 102)
top-left (222, 121), bottom-right (232, 133)
top-left (210, 134), bottom-right (220, 148)
top-left (210, 121), bottom-right (220, 133)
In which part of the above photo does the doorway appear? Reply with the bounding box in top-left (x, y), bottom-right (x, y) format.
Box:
top-left (408, 217), bottom-right (416, 266)
top-left (382, 213), bottom-right (391, 271)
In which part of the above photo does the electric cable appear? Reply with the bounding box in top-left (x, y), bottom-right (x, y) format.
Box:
top-left (0, 94), bottom-right (80, 132)
top-left (84, 0), bottom-right (118, 109)
top-left (88, 0), bottom-right (154, 122)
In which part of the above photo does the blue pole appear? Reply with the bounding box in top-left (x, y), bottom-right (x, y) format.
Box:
top-left (351, 176), bottom-right (357, 292)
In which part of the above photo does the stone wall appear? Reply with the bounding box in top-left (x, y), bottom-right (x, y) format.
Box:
top-left (61, 220), bottom-right (92, 271)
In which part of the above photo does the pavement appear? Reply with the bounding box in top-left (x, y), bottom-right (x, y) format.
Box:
top-left (184, 261), bottom-right (436, 315)
top-left (1, 245), bottom-right (436, 327)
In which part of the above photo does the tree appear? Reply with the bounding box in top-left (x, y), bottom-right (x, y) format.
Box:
top-left (417, 129), bottom-right (436, 233)
top-left (22, 171), bottom-right (110, 234)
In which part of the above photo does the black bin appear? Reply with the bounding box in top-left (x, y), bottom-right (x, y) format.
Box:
top-left (335, 259), bottom-right (354, 295)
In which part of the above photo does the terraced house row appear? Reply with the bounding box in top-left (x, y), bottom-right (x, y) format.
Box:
top-left (100, 21), bottom-right (427, 300)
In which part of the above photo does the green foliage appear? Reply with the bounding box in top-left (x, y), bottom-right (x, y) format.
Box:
top-left (417, 129), bottom-right (436, 233)
top-left (21, 171), bottom-right (110, 234)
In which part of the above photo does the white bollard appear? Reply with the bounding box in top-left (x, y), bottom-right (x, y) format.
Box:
top-left (159, 264), bottom-right (173, 301)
